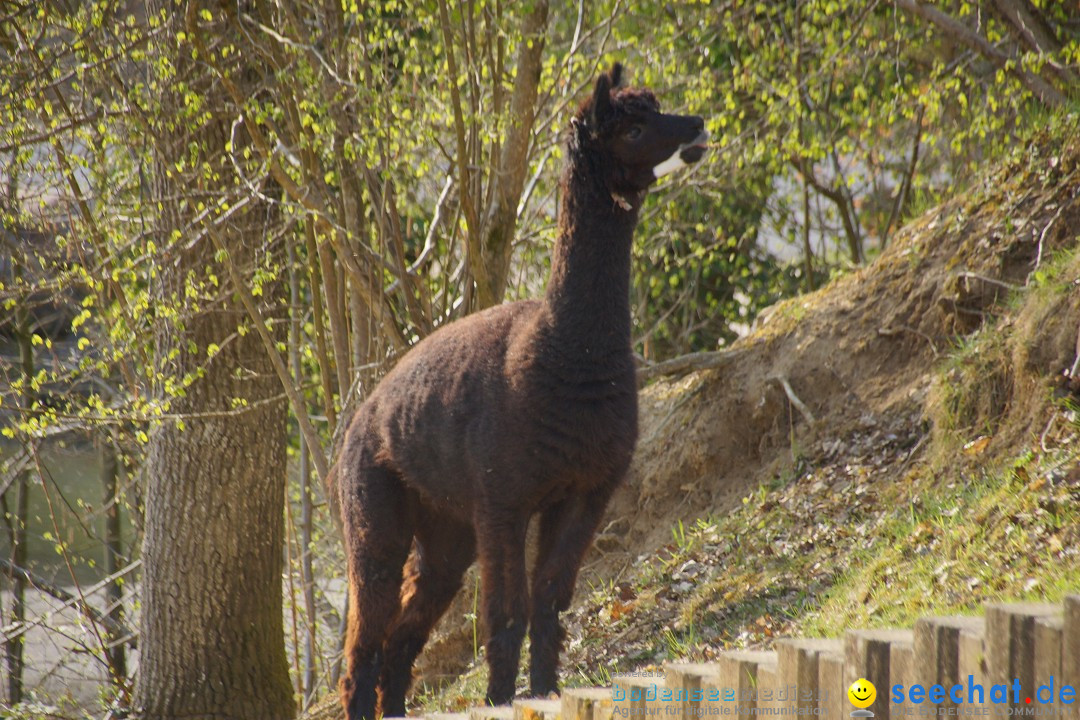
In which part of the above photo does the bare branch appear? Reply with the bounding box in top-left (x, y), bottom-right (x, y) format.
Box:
top-left (790, 156), bottom-right (863, 264)
top-left (188, 9), bottom-right (408, 351)
top-left (881, 105), bottom-right (925, 249)
top-left (637, 348), bottom-right (747, 382)
top-left (436, 0), bottom-right (480, 244)
top-left (0, 558), bottom-right (138, 646)
top-left (769, 375), bottom-right (817, 427)
top-left (472, 0), bottom-right (550, 308)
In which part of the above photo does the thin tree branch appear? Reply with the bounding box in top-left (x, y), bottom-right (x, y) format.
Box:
top-left (637, 348), bottom-right (747, 382)
top-left (789, 156), bottom-right (863, 263)
top-left (207, 229), bottom-right (330, 484)
top-left (990, 0), bottom-right (1076, 87)
top-left (304, 226), bottom-right (338, 429)
top-left (894, 0), bottom-right (1065, 106)
top-left (436, 0), bottom-right (479, 245)
top-left (881, 104), bottom-right (925, 249)
top-left (472, 0), bottom-right (550, 308)
top-left (769, 375), bottom-right (817, 427)
top-left (188, 8), bottom-right (407, 351)
top-left (0, 558), bottom-right (138, 646)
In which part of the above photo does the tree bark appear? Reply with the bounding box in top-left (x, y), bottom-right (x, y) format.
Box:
top-left (472, 0), bottom-right (550, 308)
top-left (101, 436), bottom-right (127, 690)
top-left (133, 2), bottom-right (295, 718)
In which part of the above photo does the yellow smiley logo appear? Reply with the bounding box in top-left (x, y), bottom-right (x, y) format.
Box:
top-left (848, 678), bottom-right (877, 709)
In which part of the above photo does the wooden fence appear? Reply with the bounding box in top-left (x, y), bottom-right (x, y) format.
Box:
top-left (400, 596), bottom-right (1079, 720)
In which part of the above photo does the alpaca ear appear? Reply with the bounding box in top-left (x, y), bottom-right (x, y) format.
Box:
top-left (609, 62), bottom-right (623, 89)
top-left (590, 72), bottom-right (613, 128)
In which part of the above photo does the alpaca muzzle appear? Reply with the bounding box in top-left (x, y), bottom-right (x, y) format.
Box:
top-left (652, 130), bottom-right (710, 178)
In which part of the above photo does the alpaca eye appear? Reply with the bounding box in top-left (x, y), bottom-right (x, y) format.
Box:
top-left (625, 125), bottom-right (642, 140)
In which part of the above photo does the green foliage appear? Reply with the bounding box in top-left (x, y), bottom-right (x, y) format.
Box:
top-left (633, 179), bottom-right (806, 355)
top-left (605, 0), bottom-right (1077, 353)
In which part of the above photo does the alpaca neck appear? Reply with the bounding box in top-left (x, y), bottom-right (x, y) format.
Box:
top-left (543, 154), bottom-right (639, 353)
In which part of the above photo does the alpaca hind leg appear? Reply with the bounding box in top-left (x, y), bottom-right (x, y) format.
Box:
top-left (529, 488), bottom-right (615, 696)
top-left (477, 517), bottom-right (530, 705)
top-left (378, 516), bottom-right (476, 716)
top-left (339, 464), bottom-right (414, 720)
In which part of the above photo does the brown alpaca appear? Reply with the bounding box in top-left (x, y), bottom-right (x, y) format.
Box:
top-left (336, 63), bottom-right (707, 720)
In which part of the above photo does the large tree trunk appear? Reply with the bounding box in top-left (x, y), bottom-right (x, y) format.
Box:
top-left (134, 2), bottom-right (295, 718)
top-left (136, 281), bottom-right (294, 719)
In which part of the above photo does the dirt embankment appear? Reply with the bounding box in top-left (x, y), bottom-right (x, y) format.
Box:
top-left (597, 125), bottom-right (1080, 577)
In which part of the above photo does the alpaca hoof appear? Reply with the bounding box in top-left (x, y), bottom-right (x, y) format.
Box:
top-left (485, 689), bottom-right (516, 707)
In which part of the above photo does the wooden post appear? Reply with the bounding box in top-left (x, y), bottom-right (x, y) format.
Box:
top-left (707, 650), bottom-right (777, 716)
top-left (985, 603), bottom-right (1061, 712)
top-left (818, 651), bottom-right (847, 720)
top-left (561, 688), bottom-right (615, 720)
top-left (913, 616), bottom-right (984, 711)
top-left (514, 698), bottom-right (562, 720)
top-left (845, 629), bottom-right (914, 720)
top-left (1033, 615), bottom-right (1063, 714)
top-left (613, 675), bottom-right (660, 720)
top-left (777, 639), bottom-right (843, 714)
top-left (1064, 596), bottom-right (1080, 697)
top-left (472, 706), bottom-right (516, 720)
top-left (889, 636), bottom-right (915, 718)
top-left (755, 661), bottom-right (788, 716)
top-left (666, 662), bottom-right (718, 713)
top-left (957, 622), bottom-right (989, 714)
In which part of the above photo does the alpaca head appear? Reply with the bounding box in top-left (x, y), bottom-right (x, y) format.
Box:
top-left (573, 63), bottom-right (708, 201)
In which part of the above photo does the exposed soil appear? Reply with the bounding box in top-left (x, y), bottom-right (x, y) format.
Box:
top-left (596, 123), bottom-right (1080, 579)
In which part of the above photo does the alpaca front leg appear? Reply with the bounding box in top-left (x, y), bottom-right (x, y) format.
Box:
top-left (477, 520), bottom-right (530, 705)
top-left (529, 488), bottom-right (615, 696)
